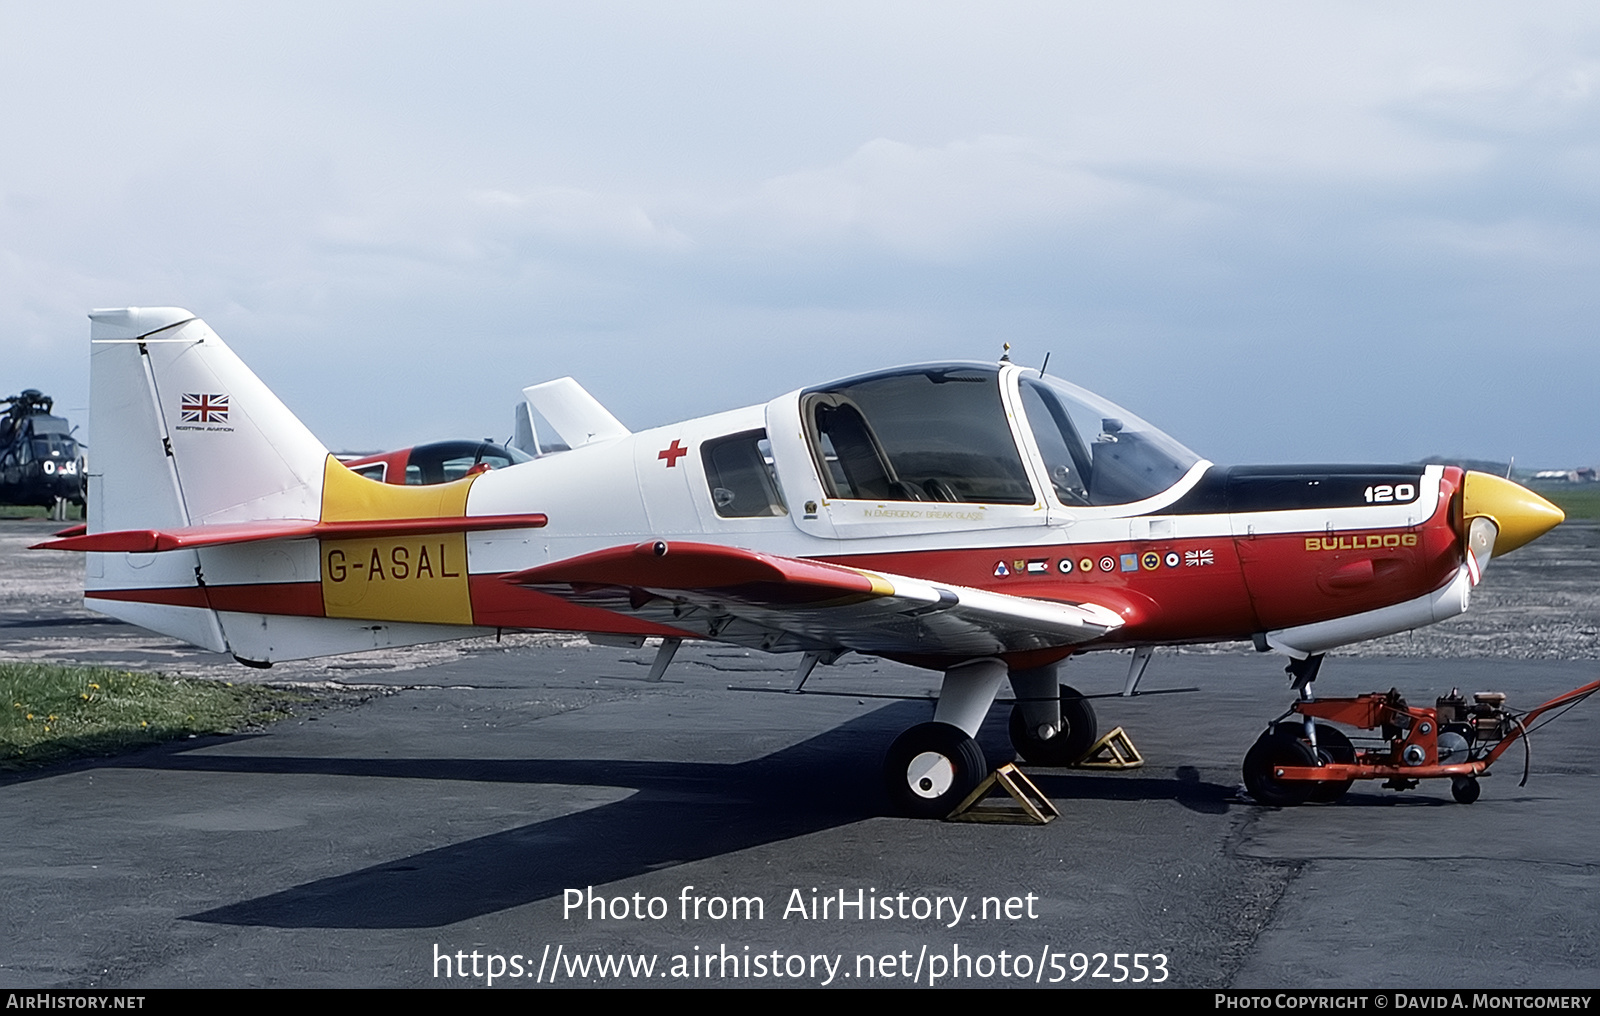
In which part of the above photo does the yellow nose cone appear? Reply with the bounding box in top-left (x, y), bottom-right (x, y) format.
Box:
top-left (1462, 471), bottom-right (1565, 557)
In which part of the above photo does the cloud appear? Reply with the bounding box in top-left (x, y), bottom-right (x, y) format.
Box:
top-left (3, 4), bottom-right (1600, 463)
top-left (1401, 58), bottom-right (1600, 138)
top-left (720, 136), bottom-right (1202, 260)
top-left (465, 187), bottom-right (691, 253)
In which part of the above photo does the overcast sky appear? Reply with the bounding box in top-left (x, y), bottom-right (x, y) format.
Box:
top-left (3, 2), bottom-right (1597, 467)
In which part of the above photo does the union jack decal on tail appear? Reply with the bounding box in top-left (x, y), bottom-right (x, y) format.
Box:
top-left (181, 393), bottom-right (229, 424)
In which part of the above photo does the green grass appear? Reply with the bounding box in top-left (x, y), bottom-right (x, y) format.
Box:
top-left (0, 503), bottom-right (85, 520)
top-left (1532, 485), bottom-right (1600, 522)
top-left (1, 662), bottom-right (309, 772)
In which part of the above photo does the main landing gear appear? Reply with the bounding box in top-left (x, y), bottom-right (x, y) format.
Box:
top-left (1242, 654), bottom-right (1600, 807)
top-left (884, 722), bottom-right (989, 819)
top-left (883, 659), bottom-right (1101, 818)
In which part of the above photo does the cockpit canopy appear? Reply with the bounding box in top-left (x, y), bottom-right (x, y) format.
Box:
top-left (1017, 370), bottom-right (1199, 506)
top-left (800, 363), bottom-right (1198, 509)
top-left (804, 365), bottom-right (1034, 505)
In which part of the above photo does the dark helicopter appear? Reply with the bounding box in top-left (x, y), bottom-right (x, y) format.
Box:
top-left (1, 390), bottom-right (86, 515)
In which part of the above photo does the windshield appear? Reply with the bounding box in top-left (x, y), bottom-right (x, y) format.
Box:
top-left (803, 365), bottom-right (1035, 505)
top-left (1018, 372), bottom-right (1199, 506)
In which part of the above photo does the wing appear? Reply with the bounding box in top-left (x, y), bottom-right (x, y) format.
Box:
top-left (504, 541), bottom-right (1124, 657)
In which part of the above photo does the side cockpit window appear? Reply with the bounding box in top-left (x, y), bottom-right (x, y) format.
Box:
top-left (702, 430), bottom-right (787, 518)
top-left (803, 366), bottom-right (1035, 505)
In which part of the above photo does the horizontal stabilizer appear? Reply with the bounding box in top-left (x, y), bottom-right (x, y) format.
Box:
top-left (35, 513), bottom-right (548, 553)
top-left (507, 541), bottom-right (1122, 657)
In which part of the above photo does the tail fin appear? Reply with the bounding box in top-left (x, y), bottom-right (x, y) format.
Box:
top-left (83, 308), bottom-right (330, 653)
top-left (88, 308), bottom-right (329, 531)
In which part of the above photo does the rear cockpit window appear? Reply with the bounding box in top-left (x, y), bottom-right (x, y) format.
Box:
top-left (702, 430), bottom-right (787, 518)
top-left (803, 366), bottom-right (1034, 505)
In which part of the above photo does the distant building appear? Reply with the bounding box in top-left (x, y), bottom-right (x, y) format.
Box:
top-left (1532, 468), bottom-right (1598, 484)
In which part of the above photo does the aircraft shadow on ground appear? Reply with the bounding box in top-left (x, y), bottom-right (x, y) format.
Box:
top-left (87, 702), bottom-right (1234, 930)
top-left (1025, 765), bottom-right (1235, 815)
top-left (172, 703), bottom-right (914, 929)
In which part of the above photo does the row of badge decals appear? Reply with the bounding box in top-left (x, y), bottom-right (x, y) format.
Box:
top-left (993, 548), bottom-right (1214, 579)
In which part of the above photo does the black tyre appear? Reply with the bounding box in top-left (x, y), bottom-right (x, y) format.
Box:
top-left (1243, 731), bottom-right (1318, 807)
top-left (1008, 684), bottom-right (1098, 765)
top-left (1450, 776), bottom-right (1481, 805)
top-left (883, 722), bottom-right (988, 819)
top-left (1269, 721), bottom-right (1355, 803)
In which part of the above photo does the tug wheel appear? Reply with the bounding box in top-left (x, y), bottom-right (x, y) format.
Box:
top-left (1450, 776), bottom-right (1481, 805)
top-left (1008, 684), bottom-right (1098, 765)
top-left (1301, 722), bottom-right (1356, 804)
top-left (1243, 731), bottom-right (1318, 807)
top-left (1267, 722), bottom-right (1354, 803)
top-left (884, 722), bottom-right (987, 819)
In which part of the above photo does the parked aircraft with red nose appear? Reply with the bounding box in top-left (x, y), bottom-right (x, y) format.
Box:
top-left (39, 308), bottom-right (1565, 817)
top-left (340, 439), bottom-right (531, 486)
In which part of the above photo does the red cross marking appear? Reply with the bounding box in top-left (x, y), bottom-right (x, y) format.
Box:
top-left (658, 439), bottom-right (688, 467)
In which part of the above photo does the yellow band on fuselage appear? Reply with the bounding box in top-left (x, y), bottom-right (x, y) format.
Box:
top-left (318, 455), bottom-right (478, 624)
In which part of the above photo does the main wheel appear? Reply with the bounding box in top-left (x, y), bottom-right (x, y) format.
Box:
top-left (1450, 776), bottom-right (1481, 804)
top-left (1243, 731), bottom-right (1318, 807)
top-left (884, 722), bottom-right (988, 819)
top-left (1009, 684), bottom-right (1098, 765)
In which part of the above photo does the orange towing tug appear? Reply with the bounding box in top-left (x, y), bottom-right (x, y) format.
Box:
top-left (1244, 673), bottom-right (1600, 805)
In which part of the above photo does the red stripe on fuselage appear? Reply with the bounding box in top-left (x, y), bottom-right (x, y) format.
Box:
top-left (88, 586), bottom-right (212, 609)
top-left (207, 582), bottom-right (326, 616)
top-left (86, 577), bottom-right (693, 638)
top-left (89, 582), bottom-right (326, 615)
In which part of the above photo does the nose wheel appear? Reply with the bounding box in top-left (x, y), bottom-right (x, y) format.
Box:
top-left (884, 722), bottom-right (987, 819)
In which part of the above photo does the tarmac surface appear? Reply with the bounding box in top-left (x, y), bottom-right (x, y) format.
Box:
top-left (2, 518), bottom-right (1598, 989)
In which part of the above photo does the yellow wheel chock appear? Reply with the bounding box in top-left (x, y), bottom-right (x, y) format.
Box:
top-left (1072, 726), bottom-right (1143, 769)
top-left (945, 728), bottom-right (1144, 823)
top-left (946, 763), bottom-right (1060, 824)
